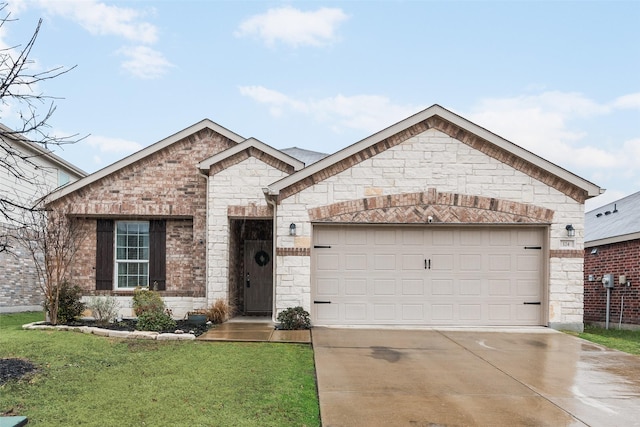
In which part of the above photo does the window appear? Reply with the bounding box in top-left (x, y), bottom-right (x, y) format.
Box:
top-left (58, 170), bottom-right (70, 187)
top-left (95, 219), bottom-right (165, 291)
top-left (115, 221), bottom-right (149, 289)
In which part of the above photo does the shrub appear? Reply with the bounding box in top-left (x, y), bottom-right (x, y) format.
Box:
top-left (132, 287), bottom-right (164, 316)
top-left (51, 281), bottom-right (85, 324)
top-left (137, 310), bottom-right (177, 332)
top-left (205, 298), bottom-right (235, 324)
top-left (277, 306), bottom-right (311, 330)
top-left (87, 295), bottom-right (120, 326)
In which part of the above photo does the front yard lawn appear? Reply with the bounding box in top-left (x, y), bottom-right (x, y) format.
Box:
top-left (0, 312), bottom-right (320, 426)
top-left (578, 324), bottom-right (640, 355)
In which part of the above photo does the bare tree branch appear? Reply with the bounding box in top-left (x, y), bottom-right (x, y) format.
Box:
top-left (0, 2), bottom-right (82, 253)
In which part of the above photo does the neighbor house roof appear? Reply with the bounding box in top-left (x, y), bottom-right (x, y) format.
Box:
top-left (585, 190), bottom-right (640, 247)
top-left (1, 123), bottom-right (87, 179)
top-left (45, 119), bottom-right (245, 203)
top-left (264, 104), bottom-right (603, 201)
top-left (280, 147), bottom-right (328, 166)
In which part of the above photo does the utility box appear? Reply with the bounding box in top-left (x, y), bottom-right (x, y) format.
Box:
top-left (602, 274), bottom-right (615, 288)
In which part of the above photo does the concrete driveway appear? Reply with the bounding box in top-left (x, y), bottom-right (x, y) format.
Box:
top-left (313, 328), bottom-right (640, 426)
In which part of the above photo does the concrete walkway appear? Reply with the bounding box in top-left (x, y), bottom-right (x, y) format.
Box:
top-left (313, 327), bottom-right (640, 426)
top-left (197, 321), bottom-right (311, 343)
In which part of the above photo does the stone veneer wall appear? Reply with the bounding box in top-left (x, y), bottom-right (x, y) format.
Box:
top-left (48, 128), bottom-right (236, 313)
top-left (584, 239), bottom-right (640, 327)
top-left (275, 127), bottom-right (586, 330)
top-left (206, 156), bottom-right (290, 308)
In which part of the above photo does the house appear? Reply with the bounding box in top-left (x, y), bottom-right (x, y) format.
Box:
top-left (45, 105), bottom-right (602, 331)
top-left (0, 125), bottom-right (86, 312)
top-left (584, 191), bottom-right (640, 328)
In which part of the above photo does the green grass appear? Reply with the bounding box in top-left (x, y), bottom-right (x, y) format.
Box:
top-left (577, 325), bottom-right (640, 355)
top-left (0, 312), bottom-right (320, 426)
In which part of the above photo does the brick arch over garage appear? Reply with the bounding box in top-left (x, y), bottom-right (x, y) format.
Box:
top-left (308, 188), bottom-right (555, 224)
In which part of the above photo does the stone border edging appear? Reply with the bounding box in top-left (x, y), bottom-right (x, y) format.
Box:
top-left (22, 322), bottom-right (196, 341)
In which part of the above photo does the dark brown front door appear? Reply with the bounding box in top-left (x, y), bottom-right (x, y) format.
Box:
top-left (243, 240), bottom-right (273, 314)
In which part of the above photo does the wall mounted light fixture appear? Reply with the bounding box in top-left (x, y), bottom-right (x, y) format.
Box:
top-left (565, 224), bottom-right (575, 237)
top-left (591, 247), bottom-right (598, 255)
top-left (289, 223), bottom-right (297, 236)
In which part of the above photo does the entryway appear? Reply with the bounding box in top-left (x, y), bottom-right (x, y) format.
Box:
top-left (228, 219), bottom-right (273, 316)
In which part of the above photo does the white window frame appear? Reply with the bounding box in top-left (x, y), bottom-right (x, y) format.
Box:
top-left (114, 221), bottom-right (150, 290)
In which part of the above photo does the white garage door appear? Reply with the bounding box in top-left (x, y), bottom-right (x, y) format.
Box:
top-left (312, 225), bottom-right (545, 326)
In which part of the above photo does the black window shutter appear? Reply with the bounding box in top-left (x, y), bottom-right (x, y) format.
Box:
top-left (149, 220), bottom-right (166, 291)
top-left (96, 219), bottom-right (114, 290)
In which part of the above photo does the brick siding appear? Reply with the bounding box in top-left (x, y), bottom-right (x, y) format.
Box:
top-left (49, 127), bottom-right (236, 297)
top-left (584, 239), bottom-right (640, 325)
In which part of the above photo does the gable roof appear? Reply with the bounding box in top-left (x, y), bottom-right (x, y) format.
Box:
top-left (1, 123), bottom-right (86, 179)
top-left (46, 119), bottom-right (245, 203)
top-left (585, 190), bottom-right (640, 246)
top-left (264, 104), bottom-right (602, 202)
top-left (198, 137), bottom-right (305, 172)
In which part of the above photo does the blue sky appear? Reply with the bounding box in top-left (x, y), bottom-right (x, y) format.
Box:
top-left (3, 0), bottom-right (639, 211)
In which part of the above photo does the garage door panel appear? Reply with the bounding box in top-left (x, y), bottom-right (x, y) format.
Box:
top-left (373, 279), bottom-right (396, 295)
top-left (373, 304), bottom-right (396, 320)
top-left (313, 226), bottom-right (543, 326)
top-left (432, 254), bottom-right (453, 271)
top-left (402, 304), bottom-right (424, 320)
top-left (460, 279), bottom-right (481, 295)
top-left (344, 279), bottom-right (367, 296)
top-left (402, 254), bottom-right (425, 270)
top-left (373, 254), bottom-right (397, 270)
top-left (316, 278), bottom-right (339, 296)
top-left (517, 254), bottom-right (540, 271)
top-left (460, 254), bottom-right (483, 271)
top-left (316, 254), bottom-right (340, 271)
top-left (402, 279), bottom-right (424, 295)
top-left (459, 304), bottom-right (482, 320)
top-left (345, 303), bottom-right (367, 320)
top-left (345, 254), bottom-right (367, 270)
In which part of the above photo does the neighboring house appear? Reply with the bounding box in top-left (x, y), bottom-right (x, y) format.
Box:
top-left (584, 191), bottom-right (640, 328)
top-left (45, 105), bottom-right (602, 331)
top-left (0, 125), bottom-right (86, 312)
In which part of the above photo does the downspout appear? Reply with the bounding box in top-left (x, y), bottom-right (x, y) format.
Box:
top-left (198, 168), bottom-right (210, 309)
top-left (263, 188), bottom-right (278, 324)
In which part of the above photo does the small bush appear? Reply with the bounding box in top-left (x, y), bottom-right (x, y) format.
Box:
top-left (87, 295), bottom-right (120, 326)
top-left (277, 306), bottom-right (311, 330)
top-left (137, 310), bottom-right (177, 332)
top-left (53, 282), bottom-right (86, 325)
top-left (205, 298), bottom-right (235, 324)
top-left (132, 287), bottom-right (164, 316)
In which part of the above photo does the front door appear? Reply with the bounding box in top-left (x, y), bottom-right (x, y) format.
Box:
top-left (243, 240), bottom-right (273, 314)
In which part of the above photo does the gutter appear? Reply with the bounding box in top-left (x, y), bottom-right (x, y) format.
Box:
top-left (263, 187), bottom-right (279, 324)
top-left (198, 168), bottom-right (210, 308)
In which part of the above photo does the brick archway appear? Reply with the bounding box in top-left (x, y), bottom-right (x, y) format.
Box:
top-left (308, 188), bottom-right (554, 224)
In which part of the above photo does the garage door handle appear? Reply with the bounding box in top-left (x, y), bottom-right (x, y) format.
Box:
top-left (424, 259), bottom-right (431, 269)
top-left (314, 301), bottom-right (332, 304)
top-left (523, 301), bottom-right (541, 305)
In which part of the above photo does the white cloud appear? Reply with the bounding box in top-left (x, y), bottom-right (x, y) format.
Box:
top-left (465, 92), bottom-right (638, 169)
top-left (87, 135), bottom-right (142, 154)
top-left (10, 0), bottom-right (170, 79)
top-left (29, 0), bottom-right (158, 43)
top-left (118, 45), bottom-right (174, 79)
top-left (239, 85), bottom-right (423, 133)
top-left (235, 6), bottom-right (348, 47)
top-left (611, 92), bottom-right (640, 109)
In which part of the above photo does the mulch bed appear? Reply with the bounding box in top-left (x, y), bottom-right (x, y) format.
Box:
top-left (0, 358), bottom-right (37, 385)
top-left (61, 319), bottom-right (213, 337)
